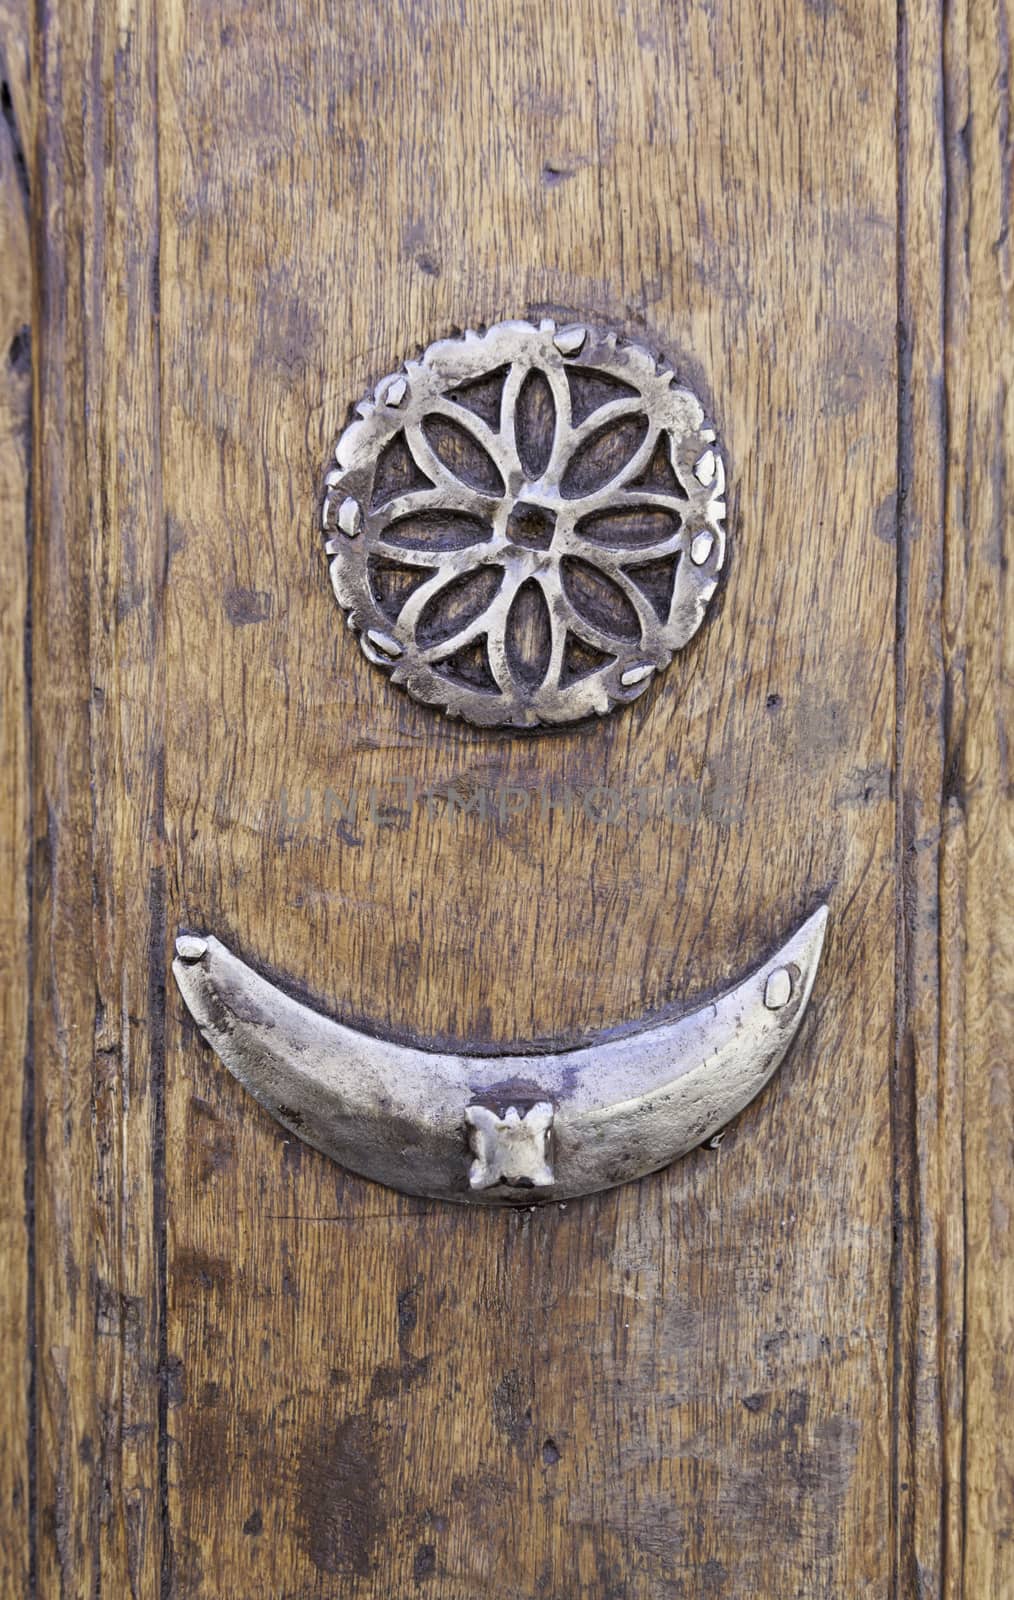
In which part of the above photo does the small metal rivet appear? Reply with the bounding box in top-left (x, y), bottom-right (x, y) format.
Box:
top-left (554, 325), bottom-right (587, 356)
top-left (690, 532), bottom-right (715, 566)
top-left (338, 496), bottom-right (362, 538)
top-left (176, 935), bottom-right (208, 963)
top-left (620, 663), bottom-right (654, 687)
top-left (366, 629), bottom-right (402, 658)
top-left (764, 967), bottom-right (793, 1010)
top-left (383, 376), bottom-right (407, 407)
top-left (695, 449), bottom-right (717, 485)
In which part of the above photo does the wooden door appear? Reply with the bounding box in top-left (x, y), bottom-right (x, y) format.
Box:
top-left (3, 0), bottom-right (1011, 1594)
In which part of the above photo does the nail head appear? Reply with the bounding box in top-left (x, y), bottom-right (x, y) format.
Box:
top-left (366, 629), bottom-right (402, 658)
top-left (620, 663), bottom-right (654, 686)
top-left (176, 935), bottom-right (208, 963)
top-left (554, 325), bottom-right (587, 356)
top-left (764, 967), bottom-right (792, 1010)
top-left (338, 496), bottom-right (362, 537)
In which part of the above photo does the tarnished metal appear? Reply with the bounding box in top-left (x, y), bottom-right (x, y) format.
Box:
top-left (466, 1103), bottom-right (555, 1191)
top-left (321, 319), bottom-right (727, 728)
top-left (172, 906), bottom-right (827, 1206)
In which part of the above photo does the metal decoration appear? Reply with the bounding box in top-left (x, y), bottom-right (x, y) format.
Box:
top-left (172, 907), bottom-right (826, 1206)
top-left (321, 319), bottom-right (726, 728)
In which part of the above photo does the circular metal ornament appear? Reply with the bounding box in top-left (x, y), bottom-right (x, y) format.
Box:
top-left (321, 319), bottom-right (727, 729)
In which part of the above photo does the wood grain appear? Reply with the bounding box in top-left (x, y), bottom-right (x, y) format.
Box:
top-left (0, 0), bottom-right (32, 1587)
top-left (160, 2), bottom-right (896, 1595)
top-left (895, 2), bottom-right (1013, 1595)
top-left (893, 0), bottom-right (962, 1589)
top-left (954, 3), bottom-right (1013, 1592)
top-left (29, 0), bottom-right (165, 1591)
top-left (2, 0), bottom-right (1009, 1595)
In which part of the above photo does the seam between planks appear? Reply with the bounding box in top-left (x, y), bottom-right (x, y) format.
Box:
top-left (23, 108), bottom-right (37, 1600)
top-left (891, 2), bottom-right (919, 1593)
top-left (151, 2), bottom-right (171, 1585)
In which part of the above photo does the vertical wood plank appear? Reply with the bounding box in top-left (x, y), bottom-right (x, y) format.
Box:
top-left (159, 0), bottom-right (898, 1594)
top-left (959, 1), bottom-right (1013, 1592)
top-left (31, 6), bottom-right (99, 1581)
top-left (31, 0), bottom-right (166, 1591)
top-left (896, 1), bottom-right (1013, 1595)
top-left (893, 0), bottom-right (959, 1590)
top-left (0, 0), bottom-right (32, 1585)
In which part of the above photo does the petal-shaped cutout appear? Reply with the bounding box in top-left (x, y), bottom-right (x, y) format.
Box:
top-left (561, 556), bottom-right (642, 640)
top-left (370, 430), bottom-right (433, 510)
top-left (416, 565), bottom-right (504, 648)
top-left (384, 509), bottom-right (492, 551)
top-left (367, 557), bottom-right (435, 622)
top-left (576, 505), bottom-right (681, 548)
top-left (566, 366), bottom-right (640, 426)
top-left (504, 578), bottom-right (552, 690)
top-left (560, 633), bottom-right (615, 685)
top-left (514, 368), bottom-right (557, 480)
top-left (421, 416), bottom-right (505, 495)
top-left (444, 365), bottom-right (510, 429)
top-left (433, 638), bottom-right (500, 693)
top-left (625, 554), bottom-right (682, 622)
top-left (627, 432), bottom-right (688, 497)
top-left (560, 415), bottom-right (649, 500)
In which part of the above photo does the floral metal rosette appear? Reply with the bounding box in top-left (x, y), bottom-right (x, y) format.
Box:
top-left (321, 319), bottom-right (726, 729)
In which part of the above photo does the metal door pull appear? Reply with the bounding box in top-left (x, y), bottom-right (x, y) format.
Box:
top-left (173, 907), bottom-right (827, 1205)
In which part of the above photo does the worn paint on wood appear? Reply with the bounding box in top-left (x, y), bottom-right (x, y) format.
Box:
top-left (2, 0), bottom-right (1011, 1595)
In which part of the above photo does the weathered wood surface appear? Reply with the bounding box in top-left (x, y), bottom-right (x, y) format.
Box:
top-left (22, 0), bottom-right (167, 1592)
top-left (895, 3), bottom-right (1014, 1593)
top-left (2, 0), bottom-right (1010, 1595)
top-left (0, 0), bottom-right (31, 1591)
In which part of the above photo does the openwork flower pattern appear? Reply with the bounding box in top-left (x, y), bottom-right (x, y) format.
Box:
top-left (322, 320), bottom-right (726, 728)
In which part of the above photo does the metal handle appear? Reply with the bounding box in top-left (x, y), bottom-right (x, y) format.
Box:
top-left (172, 907), bottom-right (828, 1206)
